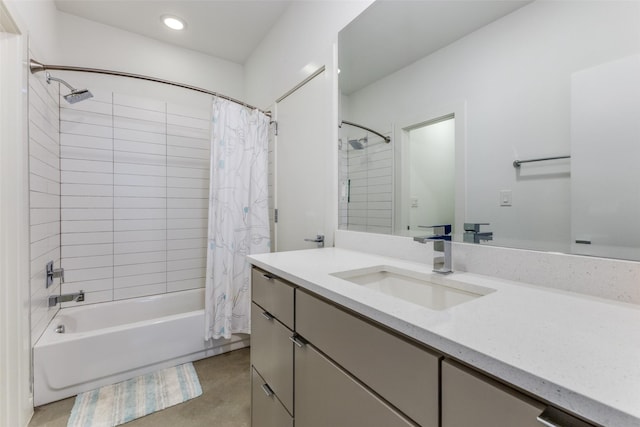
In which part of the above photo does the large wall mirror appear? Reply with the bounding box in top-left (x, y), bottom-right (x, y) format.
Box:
top-left (338, 0), bottom-right (640, 261)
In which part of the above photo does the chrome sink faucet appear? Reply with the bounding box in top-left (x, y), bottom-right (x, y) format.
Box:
top-left (413, 224), bottom-right (452, 274)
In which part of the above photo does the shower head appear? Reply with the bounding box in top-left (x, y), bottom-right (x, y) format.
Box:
top-left (348, 137), bottom-right (368, 150)
top-left (45, 72), bottom-right (93, 104)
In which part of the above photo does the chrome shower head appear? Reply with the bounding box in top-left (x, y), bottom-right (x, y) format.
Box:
top-left (45, 72), bottom-right (93, 104)
top-left (348, 137), bottom-right (367, 150)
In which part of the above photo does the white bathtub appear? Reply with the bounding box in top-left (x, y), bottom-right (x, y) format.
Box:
top-left (33, 289), bottom-right (249, 406)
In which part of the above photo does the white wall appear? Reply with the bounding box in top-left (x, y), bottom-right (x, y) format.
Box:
top-left (0, 3), bottom-right (32, 426)
top-left (245, 0), bottom-right (372, 109)
top-left (344, 1), bottom-right (640, 252)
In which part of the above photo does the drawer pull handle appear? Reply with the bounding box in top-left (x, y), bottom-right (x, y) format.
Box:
top-left (536, 407), bottom-right (589, 427)
top-left (262, 273), bottom-right (274, 280)
top-left (289, 335), bottom-right (307, 348)
top-left (261, 383), bottom-right (274, 397)
top-left (536, 417), bottom-right (561, 427)
top-left (261, 311), bottom-right (274, 321)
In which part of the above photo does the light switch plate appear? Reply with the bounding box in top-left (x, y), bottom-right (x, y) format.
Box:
top-left (500, 190), bottom-right (512, 206)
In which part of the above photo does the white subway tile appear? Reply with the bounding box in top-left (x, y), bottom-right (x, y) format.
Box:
top-left (30, 157), bottom-right (60, 183)
top-left (167, 258), bottom-right (205, 272)
top-left (61, 220), bottom-right (113, 233)
top-left (29, 77), bottom-right (58, 114)
top-left (114, 219), bottom-right (166, 231)
top-left (30, 175), bottom-right (60, 195)
top-left (61, 109), bottom-right (112, 127)
top-left (30, 125), bottom-right (59, 155)
top-left (114, 127), bottom-right (166, 145)
top-left (114, 163), bottom-right (166, 177)
top-left (61, 121), bottom-right (112, 138)
top-left (167, 248), bottom-right (206, 261)
top-left (167, 198), bottom-right (207, 209)
top-left (30, 139), bottom-right (59, 167)
top-left (30, 222), bottom-right (59, 243)
top-left (114, 139), bottom-right (166, 155)
top-left (167, 278), bottom-right (204, 292)
top-left (166, 166), bottom-right (208, 179)
top-left (167, 218), bottom-right (208, 230)
top-left (114, 197), bottom-right (166, 209)
top-left (166, 103), bottom-right (209, 120)
top-left (64, 266), bottom-right (113, 283)
top-left (62, 255), bottom-right (114, 270)
top-left (61, 98), bottom-right (112, 115)
top-left (167, 187), bottom-right (208, 199)
top-left (114, 174), bottom-right (166, 187)
top-left (114, 251), bottom-right (166, 266)
top-left (61, 278), bottom-right (113, 294)
top-left (30, 192), bottom-right (60, 209)
top-left (115, 186), bottom-right (166, 198)
top-left (167, 134), bottom-right (209, 150)
top-left (167, 145), bottom-right (209, 160)
top-left (61, 232), bottom-right (113, 245)
top-left (61, 146), bottom-right (113, 162)
top-left (167, 208), bottom-right (207, 219)
top-left (114, 208), bottom-right (166, 220)
top-left (167, 268), bottom-right (204, 282)
top-left (61, 183), bottom-right (113, 197)
top-left (62, 209), bottom-right (113, 221)
top-left (167, 114), bottom-right (209, 130)
top-left (61, 196), bottom-right (112, 209)
top-left (113, 229), bottom-right (166, 243)
top-left (113, 93), bottom-right (165, 112)
top-left (167, 124), bottom-right (208, 139)
top-left (30, 248), bottom-right (59, 286)
top-left (166, 156), bottom-right (208, 170)
top-left (166, 177), bottom-right (208, 189)
top-left (115, 261), bottom-right (166, 278)
top-left (61, 171), bottom-right (113, 185)
top-left (31, 208), bottom-right (60, 225)
top-left (167, 228), bottom-right (206, 240)
top-left (114, 104), bottom-right (165, 123)
top-left (61, 159), bottom-right (112, 173)
top-left (114, 240), bottom-right (167, 254)
top-left (167, 238), bottom-right (206, 250)
top-left (114, 151), bottom-right (166, 166)
top-left (114, 116), bottom-right (165, 134)
top-left (29, 104), bottom-right (58, 136)
top-left (114, 272), bottom-right (166, 288)
top-left (31, 235), bottom-right (60, 260)
top-left (114, 283), bottom-right (166, 300)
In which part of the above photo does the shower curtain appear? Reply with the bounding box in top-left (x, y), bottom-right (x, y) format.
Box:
top-left (205, 97), bottom-right (270, 341)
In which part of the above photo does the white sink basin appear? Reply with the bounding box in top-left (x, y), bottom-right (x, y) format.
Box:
top-left (331, 266), bottom-right (495, 310)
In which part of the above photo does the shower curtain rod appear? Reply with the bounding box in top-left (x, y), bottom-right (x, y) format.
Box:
top-left (340, 120), bottom-right (390, 143)
top-left (29, 59), bottom-right (270, 116)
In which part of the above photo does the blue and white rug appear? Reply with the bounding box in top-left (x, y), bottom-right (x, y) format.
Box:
top-left (67, 363), bottom-right (202, 427)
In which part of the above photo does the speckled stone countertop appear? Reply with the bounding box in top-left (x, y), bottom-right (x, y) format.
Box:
top-left (248, 247), bottom-right (640, 427)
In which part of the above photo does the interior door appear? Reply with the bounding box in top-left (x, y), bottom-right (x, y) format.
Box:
top-left (275, 70), bottom-right (332, 251)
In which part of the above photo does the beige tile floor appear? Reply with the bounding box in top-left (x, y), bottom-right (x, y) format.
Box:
top-left (28, 348), bottom-right (251, 427)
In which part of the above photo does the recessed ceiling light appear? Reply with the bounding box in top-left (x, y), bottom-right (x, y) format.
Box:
top-left (162, 15), bottom-right (185, 31)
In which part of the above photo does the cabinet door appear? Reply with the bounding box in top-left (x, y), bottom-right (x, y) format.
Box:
top-left (251, 368), bottom-right (293, 427)
top-left (252, 268), bottom-right (295, 329)
top-left (296, 290), bottom-right (439, 427)
top-left (442, 360), bottom-right (545, 427)
top-left (250, 302), bottom-right (293, 413)
top-left (295, 341), bottom-right (416, 427)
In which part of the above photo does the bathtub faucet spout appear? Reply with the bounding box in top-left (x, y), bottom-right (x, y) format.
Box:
top-left (48, 290), bottom-right (84, 307)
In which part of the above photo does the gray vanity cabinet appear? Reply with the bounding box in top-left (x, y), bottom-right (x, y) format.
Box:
top-left (295, 289), bottom-right (440, 427)
top-left (294, 339), bottom-right (416, 427)
top-left (250, 268), bottom-right (295, 425)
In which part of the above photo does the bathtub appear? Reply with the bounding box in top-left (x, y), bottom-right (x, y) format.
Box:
top-left (33, 288), bottom-right (249, 406)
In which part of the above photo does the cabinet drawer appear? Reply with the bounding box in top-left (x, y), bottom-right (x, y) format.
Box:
top-left (252, 268), bottom-right (294, 329)
top-left (442, 359), bottom-right (545, 427)
top-left (250, 302), bottom-right (293, 413)
top-left (251, 367), bottom-right (293, 427)
top-left (295, 341), bottom-right (416, 427)
top-left (296, 290), bottom-right (440, 427)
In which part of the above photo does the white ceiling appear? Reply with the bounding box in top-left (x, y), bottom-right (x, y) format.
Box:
top-left (55, 0), bottom-right (293, 64)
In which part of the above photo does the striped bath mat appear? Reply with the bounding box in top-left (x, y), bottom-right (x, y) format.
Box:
top-left (67, 363), bottom-right (202, 427)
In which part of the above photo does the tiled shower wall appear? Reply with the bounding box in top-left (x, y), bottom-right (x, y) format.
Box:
top-left (58, 90), bottom-right (210, 306)
top-left (29, 70), bottom-right (61, 343)
top-left (339, 133), bottom-right (394, 234)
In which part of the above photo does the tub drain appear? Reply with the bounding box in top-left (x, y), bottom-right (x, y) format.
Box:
top-left (54, 325), bottom-right (65, 334)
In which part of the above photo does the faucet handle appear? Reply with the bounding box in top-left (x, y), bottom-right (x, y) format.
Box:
top-left (464, 222), bottom-right (490, 232)
top-left (418, 224), bottom-right (452, 235)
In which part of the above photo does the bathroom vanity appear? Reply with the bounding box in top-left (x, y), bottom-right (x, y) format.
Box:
top-left (248, 248), bottom-right (640, 427)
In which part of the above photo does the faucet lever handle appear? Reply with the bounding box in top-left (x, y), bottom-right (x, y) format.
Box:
top-left (418, 224), bottom-right (452, 235)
